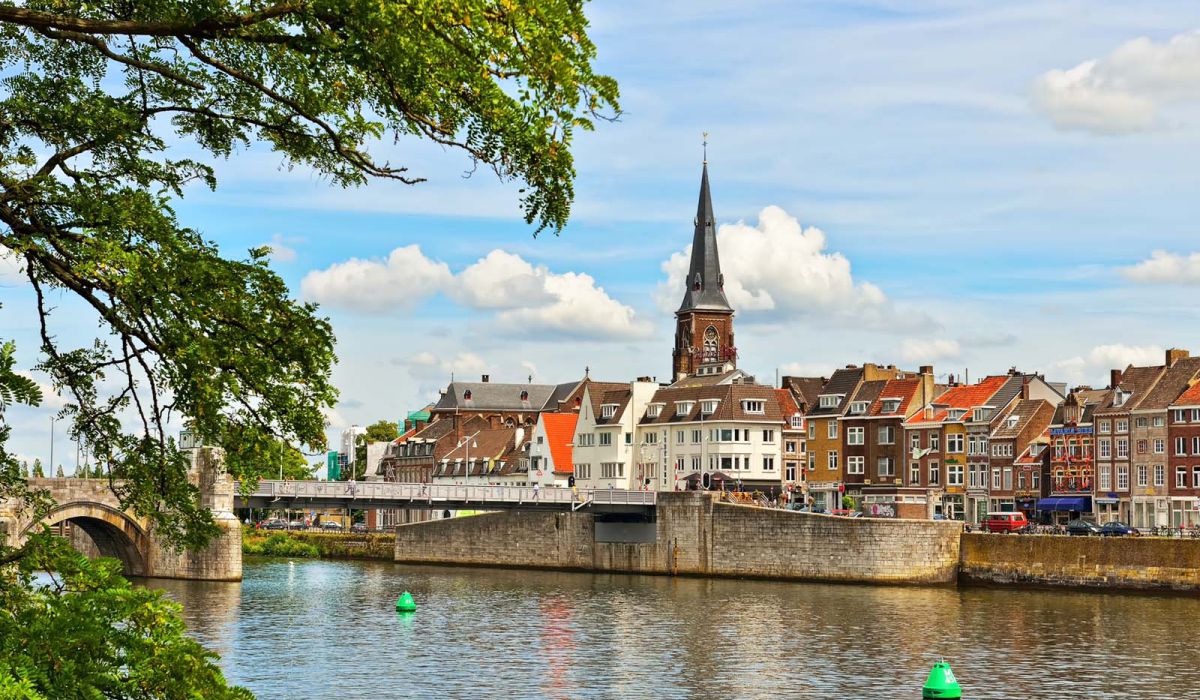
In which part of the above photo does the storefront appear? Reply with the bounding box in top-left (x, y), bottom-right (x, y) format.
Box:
top-left (941, 489), bottom-right (965, 521)
top-left (1170, 498), bottom-right (1199, 527)
top-left (807, 481), bottom-right (839, 513)
top-left (1035, 495), bottom-right (1091, 524)
top-left (966, 491), bottom-right (989, 525)
top-left (1015, 496), bottom-right (1038, 521)
top-left (1095, 495), bottom-right (1122, 523)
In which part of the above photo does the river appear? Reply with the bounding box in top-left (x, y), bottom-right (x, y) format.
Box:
top-left (152, 558), bottom-right (1200, 699)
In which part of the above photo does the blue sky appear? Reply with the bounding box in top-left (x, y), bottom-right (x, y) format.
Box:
top-left (6, 0), bottom-right (1200, 470)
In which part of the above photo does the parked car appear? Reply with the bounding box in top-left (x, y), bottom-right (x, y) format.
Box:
top-left (287, 520), bottom-right (306, 530)
top-left (320, 521), bottom-right (343, 531)
top-left (350, 523), bottom-right (368, 533)
top-left (263, 520), bottom-right (286, 531)
top-left (1066, 519), bottom-right (1102, 536)
top-left (982, 512), bottom-right (1029, 533)
top-left (1100, 521), bottom-right (1139, 537)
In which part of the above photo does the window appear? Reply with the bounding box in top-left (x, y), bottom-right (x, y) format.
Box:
top-left (948, 409), bottom-right (966, 421)
top-left (742, 400), bottom-right (765, 414)
top-left (785, 462), bottom-right (797, 481)
top-left (1173, 409), bottom-right (1186, 423)
top-left (909, 462), bottom-right (920, 484)
top-left (675, 401), bottom-right (694, 415)
top-left (599, 432), bottom-right (612, 446)
top-left (1154, 416), bottom-right (1165, 427)
top-left (577, 433), bottom-right (595, 447)
top-left (762, 456), bottom-right (775, 471)
top-left (600, 462), bottom-right (623, 479)
top-left (881, 399), bottom-right (901, 414)
top-left (644, 432), bottom-right (658, 445)
top-left (818, 395), bottom-right (840, 408)
top-left (1099, 439), bottom-right (1111, 458)
top-left (930, 433), bottom-right (941, 451)
top-left (878, 426), bottom-right (895, 445)
top-left (625, 432), bottom-right (632, 445)
top-left (1137, 465), bottom-right (1148, 487)
top-left (1003, 468), bottom-right (1013, 490)
top-left (1177, 468), bottom-right (1188, 488)
top-left (1136, 440), bottom-right (1147, 454)
top-left (1117, 439), bottom-right (1129, 458)
top-left (1116, 419), bottom-right (1128, 433)
top-left (1154, 464), bottom-right (1165, 487)
top-left (929, 462), bottom-right (941, 485)
top-left (1136, 417), bottom-right (1148, 428)
top-left (948, 464), bottom-right (964, 486)
top-left (1032, 472), bottom-right (1040, 489)
top-left (849, 401), bottom-right (868, 415)
top-left (785, 440), bottom-right (797, 453)
top-left (827, 421), bottom-right (838, 439)
top-left (1017, 472), bottom-right (1025, 490)
top-left (991, 443), bottom-right (1013, 458)
top-left (878, 457), bottom-right (895, 477)
top-left (808, 423), bottom-right (816, 440)
top-left (576, 463), bottom-right (591, 480)
top-left (1117, 465), bottom-right (1129, 490)
top-left (1193, 436), bottom-right (1200, 455)
top-left (1194, 466), bottom-right (1200, 488)
top-left (647, 404), bottom-right (662, 418)
top-left (1193, 409), bottom-right (1200, 422)
top-left (1177, 437), bottom-right (1187, 456)
top-left (847, 455), bottom-right (864, 474)
top-left (691, 456), bottom-right (701, 471)
top-left (762, 430), bottom-right (776, 443)
top-left (1099, 420), bottom-right (1111, 433)
top-left (677, 430), bottom-right (685, 445)
top-left (600, 404), bottom-right (617, 419)
top-left (808, 453), bottom-right (815, 471)
top-left (536, 436), bottom-right (544, 444)
top-left (910, 432), bottom-right (921, 451)
top-left (828, 451), bottom-right (839, 471)
top-left (1154, 439), bottom-right (1165, 455)
top-left (691, 429), bottom-right (702, 444)
top-left (1099, 465), bottom-right (1111, 491)
top-left (790, 415), bottom-right (803, 429)
top-left (992, 469), bottom-right (1001, 489)
top-left (700, 400), bottom-right (718, 415)
top-left (847, 427), bottom-right (865, 445)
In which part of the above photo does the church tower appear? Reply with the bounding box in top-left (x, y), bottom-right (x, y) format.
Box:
top-left (672, 161), bottom-right (736, 380)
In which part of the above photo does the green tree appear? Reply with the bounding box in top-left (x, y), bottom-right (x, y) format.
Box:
top-left (0, 2), bottom-right (614, 696)
top-left (54, 464), bottom-right (63, 477)
top-left (19, 460), bottom-right (27, 478)
top-left (226, 436), bottom-right (315, 481)
top-left (30, 458), bottom-right (43, 478)
top-left (352, 419), bottom-right (399, 479)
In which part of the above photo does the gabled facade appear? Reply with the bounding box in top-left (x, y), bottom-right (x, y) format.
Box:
top-left (430, 425), bottom-right (530, 485)
top-left (1093, 363), bottom-right (1168, 524)
top-left (572, 380), bottom-right (659, 490)
top-left (987, 397), bottom-right (1056, 514)
top-left (1167, 380), bottom-right (1200, 526)
top-left (775, 388), bottom-right (806, 498)
top-left (858, 367), bottom-right (939, 519)
top-left (1041, 388), bottom-right (1106, 523)
top-left (528, 412), bottom-right (578, 487)
top-left (1128, 350), bottom-right (1200, 528)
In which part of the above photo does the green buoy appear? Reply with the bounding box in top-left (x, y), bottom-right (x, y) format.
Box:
top-left (922, 661), bottom-right (962, 699)
top-left (395, 591), bottom-right (416, 613)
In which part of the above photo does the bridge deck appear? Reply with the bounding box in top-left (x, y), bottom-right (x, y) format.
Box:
top-left (236, 481), bottom-right (657, 514)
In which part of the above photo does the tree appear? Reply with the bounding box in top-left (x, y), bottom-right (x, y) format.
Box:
top-left (54, 464), bottom-right (63, 478)
top-left (30, 459), bottom-right (43, 479)
top-left (0, 2), bottom-right (615, 696)
top-left (226, 436), bottom-right (315, 481)
top-left (19, 460), bottom-right (27, 478)
top-left (352, 419), bottom-right (399, 480)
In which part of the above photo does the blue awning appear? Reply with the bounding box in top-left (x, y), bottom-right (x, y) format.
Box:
top-left (1037, 496), bottom-right (1092, 512)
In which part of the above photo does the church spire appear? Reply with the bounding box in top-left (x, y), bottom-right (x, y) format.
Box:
top-left (677, 161), bottom-right (732, 313)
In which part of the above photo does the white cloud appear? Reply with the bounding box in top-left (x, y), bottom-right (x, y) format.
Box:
top-left (264, 234), bottom-right (299, 263)
top-left (1122, 250), bottom-right (1200, 285)
top-left (1056, 343), bottom-right (1165, 383)
top-left (300, 244), bottom-right (452, 312)
top-left (399, 351), bottom-right (489, 382)
top-left (305, 246), bottom-right (651, 340)
top-left (0, 246), bottom-right (25, 286)
top-left (656, 205), bottom-right (930, 331)
top-left (900, 338), bottom-right (960, 363)
top-left (1032, 30), bottom-right (1200, 134)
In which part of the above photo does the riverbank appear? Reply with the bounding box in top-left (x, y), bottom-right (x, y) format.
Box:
top-left (242, 529), bottom-right (395, 561)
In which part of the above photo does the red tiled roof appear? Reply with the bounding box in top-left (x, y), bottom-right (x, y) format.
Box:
top-left (1175, 381), bottom-right (1200, 407)
top-left (392, 426), bottom-right (420, 445)
top-left (907, 375), bottom-right (1011, 424)
top-left (774, 388), bottom-right (800, 417)
top-left (541, 412), bottom-right (578, 475)
top-left (867, 378), bottom-right (923, 417)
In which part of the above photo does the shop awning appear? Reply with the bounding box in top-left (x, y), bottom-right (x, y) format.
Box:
top-left (1037, 496), bottom-right (1091, 512)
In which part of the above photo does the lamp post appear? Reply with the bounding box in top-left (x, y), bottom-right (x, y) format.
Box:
top-left (48, 415), bottom-right (55, 476)
top-left (457, 431), bottom-right (480, 485)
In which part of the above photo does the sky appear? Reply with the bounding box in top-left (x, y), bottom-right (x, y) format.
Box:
top-left (5, 0), bottom-right (1200, 472)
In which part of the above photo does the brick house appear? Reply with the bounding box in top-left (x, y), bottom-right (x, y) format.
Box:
top-left (1041, 388), bottom-right (1106, 523)
top-left (1093, 365), bottom-right (1163, 524)
top-left (987, 396), bottom-right (1056, 513)
top-left (775, 388), bottom-right (807, 500)
top-left (1128, 351), bottom-right (1200, 528)
top-left (860, 368), bottom-right (939, 519)
top-left (1168, 381), bottom-right (1200, 527)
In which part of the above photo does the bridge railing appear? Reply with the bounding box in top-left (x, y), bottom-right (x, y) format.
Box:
top-left (242, 481), bottom-right (656, 507)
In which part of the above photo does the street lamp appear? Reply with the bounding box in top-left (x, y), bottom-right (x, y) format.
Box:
top-left (457, 431), bottom-right (480, 484)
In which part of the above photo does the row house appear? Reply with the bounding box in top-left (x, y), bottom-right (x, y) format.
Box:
top-left (775, 389), bottom-right (807, 497)
top-left (804, 363), bottom-right (910, 512)
top-left (1093, 364), bottom-right (1165, 524)
top-left (527, 412), bottom-right (578, 487)
top-left (987, 396), bottom-right (1056, 514)
top-left (1012, 434), bottom-right (1049, 519)
top-left (572, 380), bottom-right (658, 490)
top-left (637, 382), bottom-right (787, 493)
top-left (903, 375), bottom-right (1010, 521)
top-left (1128, 351), bottom-right (1200, 528)
top-left (1041, 389), bottom-right (1106, 524)
top-left (430, 425), bottom-right (530, 485)
top-left (859, 369), bottom-right (939, 519)
top-left (1168, 381), bottom-right (1200, 526)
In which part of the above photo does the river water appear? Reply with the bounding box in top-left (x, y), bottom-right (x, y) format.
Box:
top-left (152, 558), bottom-right (1200, 699)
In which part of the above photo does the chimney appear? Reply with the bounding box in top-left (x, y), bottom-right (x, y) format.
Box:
top-left (481, 374), bottom-right (490, 383)
top-left (919, 365), bottom-right (933, 376)
top-left (1021, 376), bottom-right (1032, 400)
top-left (1166, 348), bottom-right (1190, 367)
top-left (1110, 369), bottom-right (1123, 389)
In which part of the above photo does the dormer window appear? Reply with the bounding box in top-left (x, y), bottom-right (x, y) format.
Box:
top-left (973, 407), bottom-right (990, 422)
top-left (742, 400), bottom-right (765, 414)
top-left (701, 399), bottom-right (719, 415)
top-left (819, 394), bottom-right (841, 409)
top-left (1007, 415), bottom-right (1019, 428)
top-left (675, 401), bottom-right (695, 415)
top-left (790, 415), bottom-right (803, 429)
top-left (647, 403), bottom-right (663, 418)
top-left (520, 390), bottom-right (529, 401)
top-left (1113, 390), bottom-right (1128, 407)
top-left (600, 403), bottom-right (618, 419)
top-left (948, 409), bottom-right (966, 421)
top-left (693, 272), bottom-right (702, 290)
top-left (849, 401), bottom-right (868, 415)
top-left (463, 389), bottom-right (472, 400)
top-left (881, 399), bottom-right (901, 414)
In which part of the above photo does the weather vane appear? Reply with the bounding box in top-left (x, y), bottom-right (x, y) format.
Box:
top-left (702, 131), bottom-right (709, 164)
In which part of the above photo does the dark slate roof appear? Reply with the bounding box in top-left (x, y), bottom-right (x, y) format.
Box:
top-left (432, 381), bottom-right (559, 412)
top-left (1094, 365), bottom-right (1166, 415)
top-left (639, 384), bottom-right (784, 425)
top-left (992, 399), bottom-right (1053, 439)
top-left (1051, 388), bottom-right (1109, 425)
top-left (584, 382), bottom-right (631, 426)
top-left (1136, 356), bottom-right (1200, 410)
top-left (668, 369), bottom-right (750, 388)
top-left (677, 163), bottom-right (732, 313)
top-left (783, 376), bottom-right (826, 412)
top-left (807, 367), bottom-right (864, 417)
top-left (848, 380), bottom-right (887, 413)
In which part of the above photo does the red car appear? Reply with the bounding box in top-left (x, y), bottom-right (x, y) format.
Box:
top-left (982, 512), bottom-right (1028, 533)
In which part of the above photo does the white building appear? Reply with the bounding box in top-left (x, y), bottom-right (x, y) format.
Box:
top-left (571, 379), bottom-right (660, 490)
top-left (527, 412), bottom-right (578, 487)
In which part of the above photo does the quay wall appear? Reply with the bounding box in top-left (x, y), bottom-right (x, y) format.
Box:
top-left (393, 492), bottom-right (963, 584)
top-left (960, 532), bottom-right (1200, 591)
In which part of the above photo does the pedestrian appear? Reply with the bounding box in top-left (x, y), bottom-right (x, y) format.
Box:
top-left (533, 482), bottom-right (541, 499)
top-left (571, 484), bottom-right (578, 502)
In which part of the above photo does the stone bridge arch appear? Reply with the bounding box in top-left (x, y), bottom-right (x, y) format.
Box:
top-left (26, 502), bottom-right (153, 577)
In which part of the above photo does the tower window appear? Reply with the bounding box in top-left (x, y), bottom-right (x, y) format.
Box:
top-left (693, 272), bottom-right (702, 290)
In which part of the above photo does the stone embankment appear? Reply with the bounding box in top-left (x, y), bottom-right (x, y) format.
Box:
top-left (243, 529), bottom-right (395, 561)
top-left (960, 532), bottom-right (1200, 591)
top-left (393, 492), bottom-right (963, 585)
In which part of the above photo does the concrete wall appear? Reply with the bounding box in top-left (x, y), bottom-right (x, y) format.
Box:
top-left (960, 533), bottom-right (1200, 591)
top-left (394, 492), bottom-right (963, 584)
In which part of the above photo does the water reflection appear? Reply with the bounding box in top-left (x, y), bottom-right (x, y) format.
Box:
top-left (151, 560), bottom-right (1200, 699)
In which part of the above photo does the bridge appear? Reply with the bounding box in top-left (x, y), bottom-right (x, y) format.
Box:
top-left (236, 480), bottom-right (658, 515)
top-left (0, 447), bottom-right (242, 581)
